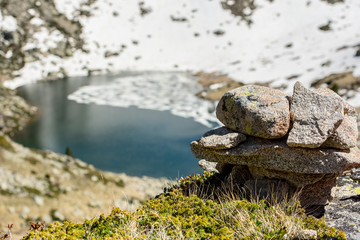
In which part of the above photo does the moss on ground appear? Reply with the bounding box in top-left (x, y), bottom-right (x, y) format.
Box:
top-left (0, 135), bottom-right (15, 152)
top-left (21, 173), bottom-right (345, 240)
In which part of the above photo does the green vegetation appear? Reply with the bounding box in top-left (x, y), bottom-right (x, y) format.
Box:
top-left (246, 124), bottom-right (252, 135)
top-left (23, 186), bottom-right (42, 196)
top-left (21, 173), bottom-right (345, 240)
top-left (24, 156), bottom-right (40, 165)
top-left (0, 135), bottom-right (15, 152)
top-left (30, 148), bottom-right (48, 158)
top-left (65, 147), bottom-right (75, 157)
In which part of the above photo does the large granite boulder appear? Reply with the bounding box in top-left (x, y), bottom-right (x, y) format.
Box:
top-left (287, 82), bottom-right (344, 148)
top-left (216, 85), bottom-right (290, 139)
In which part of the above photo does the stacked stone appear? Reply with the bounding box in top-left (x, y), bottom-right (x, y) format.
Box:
top-left (191, 81), bottom-right (360, 213)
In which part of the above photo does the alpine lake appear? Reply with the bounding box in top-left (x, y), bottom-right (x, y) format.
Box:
top-left (13, 73), bottom-right (212, 179)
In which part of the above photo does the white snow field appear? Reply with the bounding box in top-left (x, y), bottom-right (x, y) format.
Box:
top-left (3, 0), bottom-right (360, 125)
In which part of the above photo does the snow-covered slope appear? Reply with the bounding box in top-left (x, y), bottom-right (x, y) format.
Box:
top-left (2, 0), bottom-right (360, 125)
top-left (5, 0), bottom-right (359, 86)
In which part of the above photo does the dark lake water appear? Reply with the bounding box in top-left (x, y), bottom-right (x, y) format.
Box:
top-left (13, 73), bottom-right (211, 178)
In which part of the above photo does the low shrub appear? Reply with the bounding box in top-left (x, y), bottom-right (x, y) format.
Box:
top-left (21, 173), bottom-right (346, 240)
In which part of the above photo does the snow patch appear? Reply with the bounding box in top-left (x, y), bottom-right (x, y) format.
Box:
top-left (68, 72), bottom-right (220, 127)
top-left (0, 14), bottom-right (17, 32)
top-left (3, 0), bottom-right (360, 117)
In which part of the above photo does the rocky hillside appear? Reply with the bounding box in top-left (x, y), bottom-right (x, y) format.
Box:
top-left (0, 0), bottom-right (88, 82)
top-left (0, 88), bottom-right (174, 239)
top-left (1, 0), bottom-right (359, 101)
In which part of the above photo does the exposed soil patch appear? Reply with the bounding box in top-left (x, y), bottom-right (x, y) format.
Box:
top-left (194, 72), bottom-right (244, 101)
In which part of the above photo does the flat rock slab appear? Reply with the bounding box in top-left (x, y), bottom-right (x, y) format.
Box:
top-left (199, 126), bottom-right (246, 149)
top-left (216, 85), bottom-right (290, 139)
top-left (287, 82), bottom-right (344, 148)
top-left (191, 136), bottom-right (360, 174)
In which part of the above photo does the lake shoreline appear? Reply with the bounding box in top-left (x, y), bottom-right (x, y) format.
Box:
top-left (0, 86), bottom-right (176, 239)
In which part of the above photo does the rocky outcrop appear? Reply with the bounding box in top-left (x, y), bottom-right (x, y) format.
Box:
top-left (311, 72), bottom-right (360, 98)
top-left (221, 0), bottom-right (257, 25)
top-left (0, 0), bottom-right (90, 82)
top-left (191, 82), bottom-right (360, 215)
top-left (0, 86), bottom-right (37, 135)
top-left (325, 169), bottom-right (360, 240)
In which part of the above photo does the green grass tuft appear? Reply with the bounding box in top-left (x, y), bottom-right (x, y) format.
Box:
top-left (21, 173), bottom-right (346, 240)
top-left (0, 135), bottom-right (15, 152)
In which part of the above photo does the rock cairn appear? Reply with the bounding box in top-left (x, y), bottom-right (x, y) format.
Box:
top-left (191, 82), bottom-right (360, 214)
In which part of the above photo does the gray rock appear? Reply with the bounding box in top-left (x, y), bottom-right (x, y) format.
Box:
top-left (198, 159), bottom-right (218, 172)
top-left (247, 166), bottom-right (325, 187)
top-left (20, 206), bottom-right (31, 219)
top-left (316, 88), bottom-right (358, 149)
top-left (42, 215), bottom-right (52, 223)
top-left (323, 115), bottom-right (358, 149)
top-left (287, 82), bottom-right (344, 148)
top-left (199, 159), bottom-right (233, 175)
top-left (350, 168), bottom-right (360, 182)
top-left (325, 172), bottom-right (360, 240)
top-left (33, 195), bottom-right (44, 206)
top-left (191, 136), bottom-right (360, 174)
top-left (199, 126), bottom-right (246, 149)
top-left (8, 207), bottom-right (15, 214)
top-left (289, 229), bottom-right (317, 239)
top-left (225, 165), bottom-right (252, 189)
top-left (51, 209), bottom-right (65, 222)
top-left (104, 50), bottom-right (119, 58)
top-left (299, 173), bottom-right (337, 206)
top-left (74, 207), bottom-right (84, 217)
top-left (88, 200), bottom-right (103, 208)
top-left (216, 85), bottom-right (290, 139)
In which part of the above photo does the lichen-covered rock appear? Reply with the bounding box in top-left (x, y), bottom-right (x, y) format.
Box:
top-left (193, 82), bottom-right (360, 230)
top-left (315, 88), bottom-right (358, 149)
top-left (191, 136), bottom-right (360, 174)
top-left (216, 85), bottom-right (290, 139)
top-left (198, 126), bottom-right (246, 149)
top-left (287, 82), bottom-right (344, 148)
top-left (325, 170), bottom-right (360, 240)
